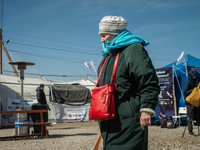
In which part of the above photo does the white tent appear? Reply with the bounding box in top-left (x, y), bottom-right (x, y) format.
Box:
top-left (0, 74), bottom-right (96, 125)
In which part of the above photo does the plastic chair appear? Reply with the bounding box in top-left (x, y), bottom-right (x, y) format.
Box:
top-left (172, 107), bottom-right (187, 126)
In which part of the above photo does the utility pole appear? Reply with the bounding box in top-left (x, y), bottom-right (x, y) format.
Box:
top-left (1, 42), bottom-right (19, 76)
top-left (0, 29), bottom-right (2, 74)
top-left (0, 0), bottom-right (4, 74)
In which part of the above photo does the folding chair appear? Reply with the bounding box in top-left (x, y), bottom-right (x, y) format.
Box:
top-left (172, 107), bottom-right (187, 126)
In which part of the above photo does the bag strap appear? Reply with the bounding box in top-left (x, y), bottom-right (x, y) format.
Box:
top-left (111, 52), bottom-right (120, 83)
top-left (96, 51), bottom-right (120, 87)
top-left (96, 57), bottom-right (107, 87)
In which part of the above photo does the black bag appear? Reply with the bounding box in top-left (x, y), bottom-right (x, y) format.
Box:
top-left (156, 121), bottom-right (161, 126)
top-left (161, 117), bottom-right (168, 128)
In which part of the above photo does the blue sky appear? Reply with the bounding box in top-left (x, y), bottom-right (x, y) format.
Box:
top-left (1, 0), bottom-right (200, 82)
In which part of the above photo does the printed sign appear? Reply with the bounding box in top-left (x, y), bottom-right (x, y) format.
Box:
top-left (156, 67), bottom-right (174, 120)
top-left (66, 105), bottom-right (88, 121)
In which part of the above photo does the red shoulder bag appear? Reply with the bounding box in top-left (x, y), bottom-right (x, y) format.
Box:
top-left (89, 52), bottom-right (119, 121)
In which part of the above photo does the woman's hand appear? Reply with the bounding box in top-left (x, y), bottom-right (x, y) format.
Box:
top-left (140, 112), bottom-right (151, 130)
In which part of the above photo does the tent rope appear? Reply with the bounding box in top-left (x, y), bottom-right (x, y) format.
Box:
top-left (174, 69), bottom-right (185, 104)
top-left (174, 66), bottom-right (186, 75)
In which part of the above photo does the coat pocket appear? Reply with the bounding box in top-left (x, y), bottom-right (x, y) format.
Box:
top-left (117, 99), bottom-right (135, 119)
top-left (129, 95), bottom-right (141, 116)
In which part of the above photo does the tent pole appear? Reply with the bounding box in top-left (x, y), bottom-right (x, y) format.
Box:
top-left (185, 61), bottom-right (188, 79)
top-left (172, 65), bottom-right (177, 119)
top-left (174, 69), bottom-right (185, 126)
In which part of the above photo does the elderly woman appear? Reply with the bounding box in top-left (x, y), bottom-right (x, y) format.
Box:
top-left (97, 16), bottom-right (160, 150)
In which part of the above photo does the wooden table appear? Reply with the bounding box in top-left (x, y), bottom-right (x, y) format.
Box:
top-left (0, 109), bottom-right (51, 139)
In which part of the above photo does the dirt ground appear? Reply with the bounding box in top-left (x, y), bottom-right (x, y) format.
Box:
top-left (0, 121), bottom-right (200, 150)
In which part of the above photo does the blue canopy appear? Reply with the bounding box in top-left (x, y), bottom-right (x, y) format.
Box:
top-left (163, 54), bottom-right (200, 106)
top-left (164, 54), bottom-right (200, 76)
top-left (152, 54), bottom-right (200, 124)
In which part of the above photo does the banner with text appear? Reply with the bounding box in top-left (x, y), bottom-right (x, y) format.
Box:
top-left (156, 67), bottom-right (174, 120)
top-left (7, 98), bottom-right (38, 111)
top-left (66, 105), bottom-right (88, 121)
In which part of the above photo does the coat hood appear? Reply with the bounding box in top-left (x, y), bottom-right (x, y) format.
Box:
top-left (188, 70), bottom-right (197, 82)
top-left (36, 87), bottom-right (42, 92)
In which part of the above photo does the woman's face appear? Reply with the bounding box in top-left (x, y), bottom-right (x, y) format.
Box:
top-left (100, 33), bottom-right (116, 46)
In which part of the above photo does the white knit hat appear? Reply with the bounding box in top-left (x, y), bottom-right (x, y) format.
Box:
top-left (99, 16), bottom-right (127, 35)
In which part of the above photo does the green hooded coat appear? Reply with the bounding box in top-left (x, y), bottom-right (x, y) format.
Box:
top-left (98, 43), bottom-right (160, 150)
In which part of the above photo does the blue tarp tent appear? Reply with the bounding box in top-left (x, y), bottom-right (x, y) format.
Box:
top-left (166, 54), bottom-right (200, 110)
top-left (164, 54), bottom-right (200, 108)
top-left (152, 54), bottom-right (200, 124)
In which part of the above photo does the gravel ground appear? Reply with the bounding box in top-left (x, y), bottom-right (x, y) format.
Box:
top-left (0, 121), bottom-right (200, 150)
